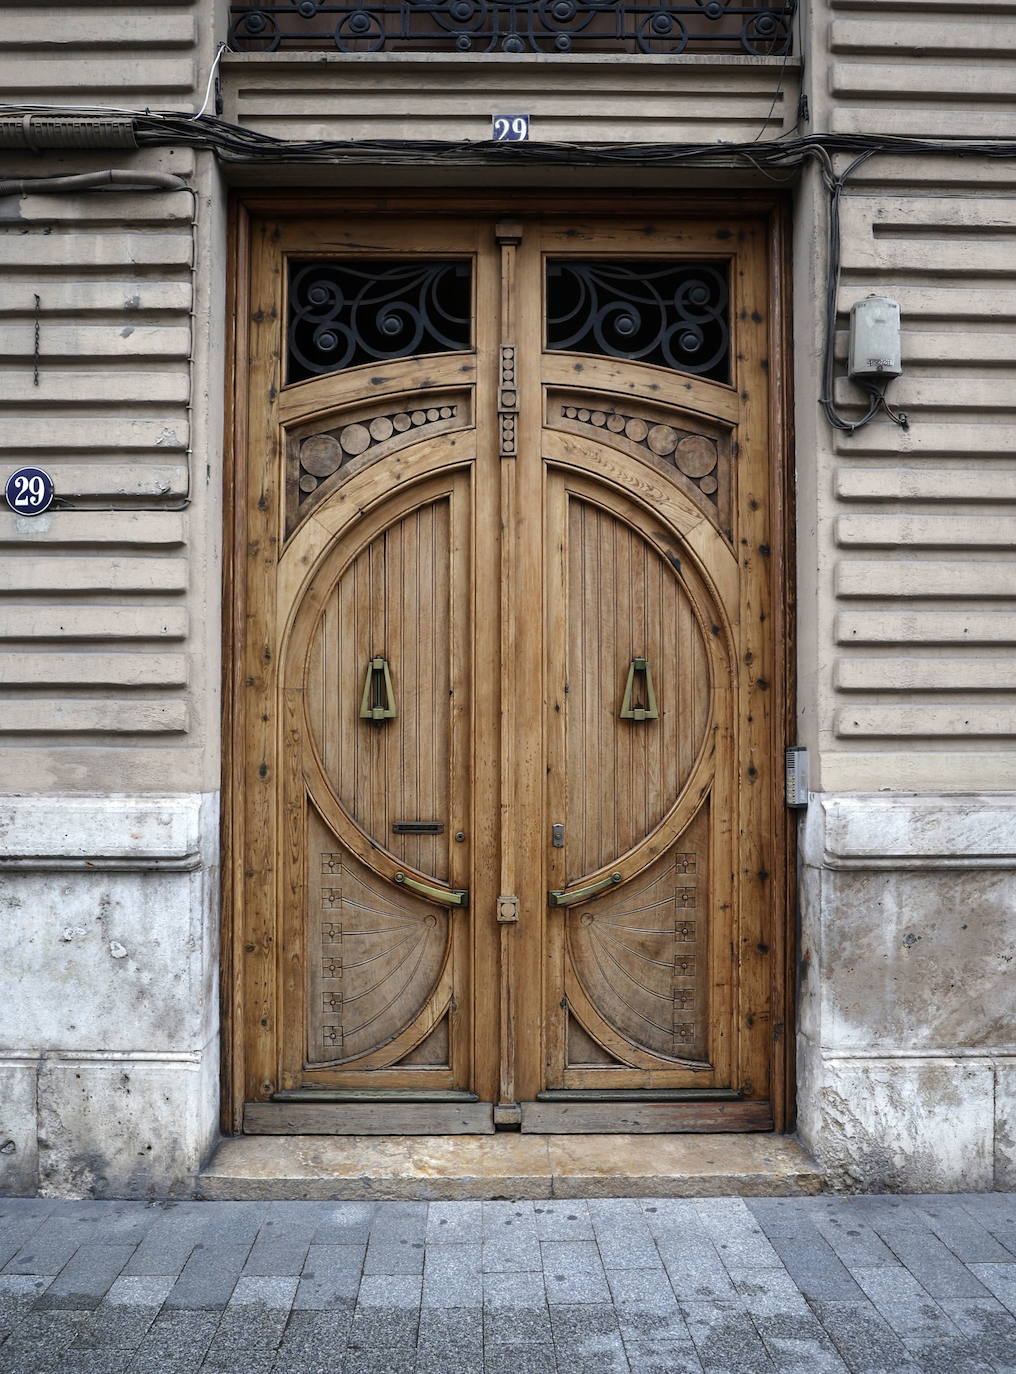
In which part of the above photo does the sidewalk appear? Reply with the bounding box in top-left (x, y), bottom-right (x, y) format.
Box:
top-left (1, 1194), bottom-right (1015, 1373)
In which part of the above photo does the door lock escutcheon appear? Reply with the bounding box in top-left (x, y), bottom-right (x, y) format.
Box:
top-left (551, 823), bottom-right (565, 848)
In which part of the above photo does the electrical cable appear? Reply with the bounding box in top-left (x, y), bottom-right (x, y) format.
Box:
top-left (4, 106), bottom-right (1015, 442)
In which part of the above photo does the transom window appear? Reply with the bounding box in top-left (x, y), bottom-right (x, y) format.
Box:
top-left (230, 2), bottom-right (794, 56)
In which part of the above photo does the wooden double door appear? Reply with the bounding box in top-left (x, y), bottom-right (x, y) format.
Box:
top-left (228, 196), bottom-right (791, 1136)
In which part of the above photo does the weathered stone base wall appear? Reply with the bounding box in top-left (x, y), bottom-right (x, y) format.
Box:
top-left (797, 794), bottom-right (1016, 1192)
top-left (0, 794), bottom-right (220, 1198)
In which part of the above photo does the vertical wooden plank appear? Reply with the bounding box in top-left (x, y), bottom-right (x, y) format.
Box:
top-left (733, 217), bottom-right (778, 1107)
top-left (239, 215), bottom-right (285, 1104)
top-left (470, 226), bottom-right (503, 1107)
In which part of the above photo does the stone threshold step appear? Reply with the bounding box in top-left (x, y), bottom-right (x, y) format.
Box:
top-left (197, 1133), bottom-right (822, 1200)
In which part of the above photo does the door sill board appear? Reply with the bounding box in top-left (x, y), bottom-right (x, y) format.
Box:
top-left (244, 1100), bottom-right (494, 1135)
top-left (198, 1132), bottom-right (822, 1200)
top-left (522, 1100), bottom-right (772, 1133)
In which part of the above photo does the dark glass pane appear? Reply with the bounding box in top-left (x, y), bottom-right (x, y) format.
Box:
top-left (546, 259), bottom-right (730, 383)
top-left (287, 259), bottom-right (472, 383)
top-left (231, 3), bottom-right (794, 56)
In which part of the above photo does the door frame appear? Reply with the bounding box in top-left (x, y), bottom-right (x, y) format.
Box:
top-left (220, 189), bottom-right (796, 1136)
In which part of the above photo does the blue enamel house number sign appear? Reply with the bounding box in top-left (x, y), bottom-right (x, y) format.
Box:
top-left (492, 115), bottom-right (530, 141)
top-left (5, 467), bottom-right (54, 516)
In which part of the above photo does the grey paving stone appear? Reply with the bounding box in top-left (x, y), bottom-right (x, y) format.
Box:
top-left (348, 1273), bottom-right (421, 1349)
top-left (693, 1198), bottom-right (784, 1271)
top-left (60, 1203), bottom-right (159, 1247)
top-left (483, 1232), bottom-right (542, 1274)
top-left (624, 1340), bottom-right (704, 1373)
top-left (878, 1226), bottom-right (990, 1299)
top-left (276, 1308), bottom-right (351, 1366)
top-left (416, 1306), bottom-right (484, 1373)
top-left (104, 1276), bottom-right (176, 1308)
top-left (356, 1274), bottom-right (421, 1309)
top-left (295, 1244), bottom-right (364, 1311)
top-left (122, 1211), bottom-right (209, 1278)
top-left (728, 1266), bottom-right (811, 1317)
top-left (127, 1309), bottom-right (219, 1363)
top-left (127, 1355), bottom-right (205, 1374)
top-left (940, 1295), bottom-right (1016, 1367)
top-left (229, 1276), bottom-right (299, 1309)
top-left (363, 1236), bottom-right (425, 1277)
top-left (422, 1242), bottom-right (482, 1308)
top-left (0, 1215), bottom-right (56, 1271)
top-left (485, 1343), bottom-right (557, 1373)
top-left (367, 1203), bottom-right (428, 1244)
top-left (533, 1202), bottom-right (594, 1243)
top-left (813, 1216), bottom-right (898, 1269)
top-left (426, 1201), bottom-right (483, 1245)
top-left (483, 1270), bottom-right (551, 1345)
top-left (970, 1263), bottom-right (1016, 1316)
top-left (483, 1202), bottom-right (538, 1239)
top-left (0, 1308), bottom-right (92, 1362)
top-left (852, 1264), bottom-right (964, 1342)
top-left (311, 1204), bottom-right (376, 1248)
top-left (588, 1201), bottom-right (661, 1271)
top-left (342, 1347), bottom-right (416, 1374)
top-left (744, 1199), bottom-right (824, 1241)
top-left (656, 1225), bottom-right (739, 1303)
top-left (542, 1241), bottom-right (609, 1304)
top-left (752, 1311), bottom-right (850, 1374)
top-left (72, 1290), bottom-right (168, 1353)
top-left (607, 1269), bottom-right (689, 1344)
top-left (163, 1243), bottom-right (252, 1311)
top-left (681, 1300), bottom-right (777, 1373)
top-left (35, 1350), bottom-right (135, 1374)
top-left (549, 1302), bottom-right (619, 1344)
top-left (0, 1274), bottom-right (51, 1334)
top-left (810, 1299), bottom-right (925, 1374)
top-left (3, 1222), bottom-right (85, 1277)
top-left (346, 1306), bottom-right (419, 1351)
top-left (199, 1351), bottom-right (277, 1372)
top-left (768, 1235), bottom-right (865, 1301)
top-left (205, 1304), bottom-right (291, 1358)
top-left (243, 1221), bottom-right (314, 1278)
top-left (37, 1245), bottom-right (134, 1309)
top-left (917, 1203), bottom-right (1016, 1265)
top-left (0, 1201), bottom-right (56, 1223)
top-left (903, 1336), bottom-right (998, 1373)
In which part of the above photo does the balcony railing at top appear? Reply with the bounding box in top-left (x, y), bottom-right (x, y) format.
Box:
top-left (228, 1), bottom-right (795, 57)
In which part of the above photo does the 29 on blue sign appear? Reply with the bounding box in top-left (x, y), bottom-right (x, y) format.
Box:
top-left (492, 115), bottom-right (530, 142)
top-left (5, 467), bottom-right (54, 516)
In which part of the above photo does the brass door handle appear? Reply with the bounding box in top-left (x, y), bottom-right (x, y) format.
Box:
top-left (394, 872), bottom-right (469, 908)
top-left (360, 655), bottom-right (397, 723)
top-left (548, 872), bottom-right (622, 908)
top-left (620, 656), bottom-right (659, 722)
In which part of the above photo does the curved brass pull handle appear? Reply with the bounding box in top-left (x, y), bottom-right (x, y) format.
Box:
top-left (548, 872), bottom-right (622, 908)
top-left (394, 872), bottom-right (469, 909)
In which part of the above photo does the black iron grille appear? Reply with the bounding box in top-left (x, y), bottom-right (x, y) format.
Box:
top-left (546, 259), bottom-right (730, 382)
top-left (287, 258), bottom-right (472, 383)
top-left (230, 2), bottom-right (794, 55)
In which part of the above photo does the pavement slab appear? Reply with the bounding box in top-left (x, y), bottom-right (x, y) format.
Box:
top-left (0, 1194), bottom-right (1010, 1370)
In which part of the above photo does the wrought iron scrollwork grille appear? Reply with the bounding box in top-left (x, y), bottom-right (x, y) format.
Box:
top-left (287, 258), bottom-right (472, 383)
top-left (546, 259), bottom-right (730, 382)
top-left (230, 2), bottom-right (794, 56)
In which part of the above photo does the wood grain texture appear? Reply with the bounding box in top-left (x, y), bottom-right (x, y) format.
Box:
top-left (227, 196), bottom-right (790, 1135)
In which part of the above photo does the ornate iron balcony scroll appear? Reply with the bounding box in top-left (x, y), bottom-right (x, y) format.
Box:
top-left (229, 1), bottom-right (794, 56)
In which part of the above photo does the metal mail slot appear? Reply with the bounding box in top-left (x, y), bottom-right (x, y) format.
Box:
top-left (392, 821), bottom-right (444, 834)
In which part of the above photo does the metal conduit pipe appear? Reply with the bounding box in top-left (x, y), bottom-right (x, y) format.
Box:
top-left (0, 168), bottom-right (187, 195)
